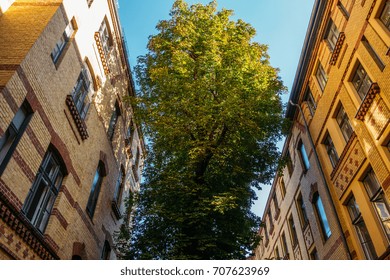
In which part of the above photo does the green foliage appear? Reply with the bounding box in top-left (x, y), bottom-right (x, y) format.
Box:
top-left (123, 0), bottom-right (286, 259)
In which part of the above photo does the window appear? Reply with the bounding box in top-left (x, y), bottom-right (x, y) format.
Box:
top-left (286, 150), bottom-right (293, 176)
top-left (268, 209), bottom-right (274, 234)
top-left (298, 141), bottom-right (310, 171)
top-left (51, 21), bottom-right (74, 64)
top-left (98, 19), bottom-right (111, 56)
top-left (87, 0), bottom-right (94, 7)
top-left (126, 119), bottom-right (135, 144)
top-left (336, 105), bottom-right (353, 142)
top-left (86, 162), bottom-right (105, 218)
top-left (325, 19), bottom-right (340, 51)
top-left (297, 193), bottom-right (309, 228)
top-left (380, 0), bottom-right (390, 30)
top-left (310, 248), bottom-right (319, 260)
top-left (304, 89), bottom-right (316, 116)
top-left (107, 101), bottom-right (121, 141)
top-left (313, 193), bottom-right (332, 240)
top-left (0, 100), bottom-right (33, 176)
top-left (352, 63), bottom-right (372, 100)
top-left (275, 247), bottom-right (280, 260)
top-left (101, 240), bottom-right (111, 260)
top-left (113, 167), bottom-right (125, 206)
top-left (362, 36), bottom-right (385, 71)
top-left (273, 192), bottom-right (279, 214)
top-left (281, 232), bottom-right (289, 259)
top-left (323, 133), bottom-right (339, 169)
top-left (315, 63), bottom-right (327, 92)
top-left (288, 215), bottom-right (298, 247)
top-left (71, 68), bottom-right (92, 120)
top-left (346, 195), bottom-right (377, 259)
top-left (337, 1), bottom-right (350, 19)
top-left (362, 169), bottom-right (390, 240)
top-left (263, 223), bottom-right (269, 246)
top-left (23, 148), bottom-right (64, 233)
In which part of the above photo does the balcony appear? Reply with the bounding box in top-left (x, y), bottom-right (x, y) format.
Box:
top-left (94, 32), bottom-right (110, 75)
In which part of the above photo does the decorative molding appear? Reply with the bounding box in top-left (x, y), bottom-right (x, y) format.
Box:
top-left (355, 83), bottom-right (380, 121)
top-left (304, 225), bottom-right (314, 249)
top-left (329, 32), bottom-right (345, 65)
top-left (65, 95), bottom-right (89, 140)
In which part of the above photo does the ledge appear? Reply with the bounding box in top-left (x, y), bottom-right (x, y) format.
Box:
top-left (329, 32), bottom-right (345, 66)
top-left (355, 83), bottom-right (380, 121)
top-left (66, 95), bottom-right (89, 140)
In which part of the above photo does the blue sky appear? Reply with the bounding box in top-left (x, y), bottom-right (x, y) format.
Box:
top-left (117, 0), bottom-right (315, 217)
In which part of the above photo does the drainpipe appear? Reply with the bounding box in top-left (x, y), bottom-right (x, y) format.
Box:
top-left (289, 100), bottom-right (351, 260)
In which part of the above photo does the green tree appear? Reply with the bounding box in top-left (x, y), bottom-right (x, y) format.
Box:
top-left (122, 0), bottom-right (286, 259)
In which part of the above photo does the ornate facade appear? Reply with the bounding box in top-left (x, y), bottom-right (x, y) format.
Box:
top-left (0, 0), bottom-right (144, 259)
top-left (255, 0), bottom-right (390, 260)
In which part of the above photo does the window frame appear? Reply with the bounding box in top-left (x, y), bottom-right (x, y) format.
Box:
top-left (22, 148), bottom-right (64, 233)
top-left (362, 169), bottom-right (390, 241)
top-left (298, 140), bottom-right (310, 172)
top-left (323, 133), bottom-right (339, 169)
top-left (379, 0), bottom-right (390, 31)
top-left (304, 89), bottom-right (317, 116)
top-left (335, 105), bottom-right (353, 143)
top-left (346, 194), bottom-right (377, 259)
top-left (51, 19), bottom-right (75, 65)
top-left (86, 161), bottom-right (105, 219)
top-left (107, 101), bottom-right (121, 141)
top-left (315, 62), bottom-right (328, 92)
top-left (297, 193), bottom-right (309, 229)
top-left (313, 192), bottom-right (332, 241)
top-left (288, 215), bottom-right (298, 247)
top-left (325, 19), bottom-right (340, 52)
top-left (0, 100), bottom-right (33, 176)
top-left (71, 67), bottom-right (92, 120)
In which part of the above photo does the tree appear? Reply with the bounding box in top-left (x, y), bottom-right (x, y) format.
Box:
top-left (121, 0), bottom-right (286, 259)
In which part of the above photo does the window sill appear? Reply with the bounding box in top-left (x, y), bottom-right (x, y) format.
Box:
top-left (66, 95), bottom-right (89, 140)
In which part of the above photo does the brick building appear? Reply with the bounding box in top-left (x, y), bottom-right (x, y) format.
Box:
top-left (255, 0), bottom-right (390, 260)
top-left (0, 0), bottom-right (144, 259)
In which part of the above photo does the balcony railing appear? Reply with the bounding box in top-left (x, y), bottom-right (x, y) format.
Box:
top-left (329, 32), bottom-right (345, 65)
top-left (94, 32), bottom-right (110, 75)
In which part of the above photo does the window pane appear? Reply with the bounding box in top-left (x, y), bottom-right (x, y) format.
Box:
top-left (86, 164), bottom-right (104, 218)
top-left (355, 217), bottom-right (377, 259)
top-left (314, 194), bottom-right (332, 239)
top-left (324, 134), bottom-right (339, 168)
top-left (363, 170), bottom-right (381, 198)
top-left (299, 142), bottom-right (310, 170)
top-left (336, 106), bottom-right (353, 142)
top-left (316, 63), bottom-right (327, 91)
top-left (326, 20), bottom-right (340, 51)
top-left (373, 197), bottom-right (390, 238)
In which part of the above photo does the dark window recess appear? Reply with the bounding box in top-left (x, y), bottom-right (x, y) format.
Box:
top-left (286, 150), bottom-right (294, 176)
top-left (362, 36), bottom-right (385, 71)
top-left (23, 148), bottom-right (64, 233)
top-left (323, 133), bottom-right (339, 169)
top-left (336, 105), bottom-right (354, 143)
top-left (281, 232), bottom-right (289, 259)
top-left (316, 63), bottom-right (328, 92)
top-left (352, 63), bottom-right (372, 100)
top-left (346, 195), bottom-right (377, 259)
top-left (0, 100), bottom-right (33, 176)
top-left (86, 162), bottom-right (105, 218)
top-left (304, 89), bottom-right (317, 116)
top-left (313, 193), bottom-right (332, 240)
top-left (310, 248), bottom-right (319, 260)
top-left (380, 1), bottom-right (390, 30)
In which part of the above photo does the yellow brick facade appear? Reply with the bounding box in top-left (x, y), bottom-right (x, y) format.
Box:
top-left (0, 0), bottom-right (144, 260)
top-left (255, 0), bottom-right (390, 260)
